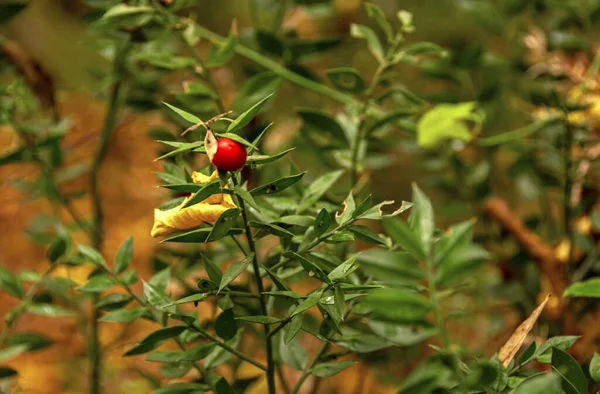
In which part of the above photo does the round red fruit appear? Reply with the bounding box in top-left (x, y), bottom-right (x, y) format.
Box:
top-left (211, 138), bottom-right (247, 171)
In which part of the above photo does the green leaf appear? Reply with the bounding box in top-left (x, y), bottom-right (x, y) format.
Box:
top-left (513, 373), bottom-right (561, 394)
top-left (162, 102), bottom-right (202, 124)
top-left (0, 345), bottom-right (28, 363)
top-left (7, 332), bottom-right (52, 352)
top-left (284, 314), bottom-right (303, 344)
top-left (350, 24), bottom-right (384, 62)
top-left (364, 2), bottom-right (392, 41)
top-left (162, 228), bottom-right (244, 243)
top-left (262, 291), bottom-right (304, 299)
top-left (262, 266), bottom-right (291, 291)
top-left (227, 93), bottom-right (274, 134)
top-left (336, 192), bottom-right (356, 225)
top-left (250, 221), bottom-right (294, 238)
top-left (236, 315), bottom-right (284, 324)
top-left (250, 172), bottom-right (306, 197)
top-left (232, 72), bottom-right (281, 114)
top-left (205, 332), bottom-right (242, 369)
top-left (46, 238), bottom-right (68, 264)
top-left (348, 225), bottom-right (385, 245)
top-left (246, 148), bottom-right (295, 166)
top-left (215, 308), bottom-right (238, 340)
top-left (99, 308), bottom-right (148, 323)
top-left (0, 367), bottom-right (17, 378)
top-left (297, 109), bottom-right (348, 148)
top-left (590, 353), bottom-right (600, 382)
top-left (26, 304), bottom-right (76, 317)
top-left (298, 170), bottom-right (344, 212)
top-left (291, 290), bottom-right (323, 316)
top-left (152, 383), bottom-right (210, 394)
top-left (334, 286), bottom-right (345, 320)
top-left (0, 267), bottom-right (23, 299)
top-left (551, 348), bottom-right (587, 394)
top-left (182, 179), bottom-right (221, 208)
top-left (357, 249), bottom-right (423, 285)
top-left (183, 81), bottom-right (218, 99)
top-left (326, 68), bottom-right (365, 93)
top-left (436, 244), bottom-right (489, 286)
top-left (403, 42), bottom-right (448, 57)
top-left (203, 255), bottom-right (223, 284)
top-left (215, 377), bottom-right (238, 394)
top-left (564, 278), bottom-right (600, 298)
top-left (359, 200), bottom-right (412, 220)
top-left (103, 4), bottom-right (153, 18)
top-left (218, 255), bottom-right (252, 292)
top-left (535, 336), bottom-right (580, 363)
top-left (314, 208), bottom-right (331, 238)
top-left (78, 244), bottom-right (107, 268)
top-left (149, 268), bottom-right (171, 291)
top-left (328, 256), bottom-right (359, 282)
top-left (78, 275), bottom-right (115, 293)
top-left (234, 185), bottom-right (260, 211)
top-left (279, 336), bottom-right (308, 371)
top-left (215, 133), bottom-right (259, 150)
top-left (114, 236), bottom-right (134, 274)
top-left (292, 253), bottom-right (331, 284)
top-left (434, 219), bottom-right (475, 265)
top-left (276, 215), bottom-right (315, 227)
top-left (364, 288), bottom-right (432, 324)
top-left (125, 326), bottom-right (188, 356)
top-left (311, 361), bottom-right (356, 377)
top-left (382, 218), bottom-right (424, 259)
top-left (206, 32), bottom-right (238, 67)
top-left (411, 184), bottom-right (434, 254)
top-left (154, 141), bottom-right (204, 162)
top-left (0, 1), bottom-right (27, 24)
top-left (417, 102), bottom-right (481, 148)
top-left (96, 294), bottom-right (133, 311)
top-left (143, 281), bottom-right (174, 312)
top-left (162, 293), bottom-right (207, 308)
top-left (207, 209), bottom-right (241, 241)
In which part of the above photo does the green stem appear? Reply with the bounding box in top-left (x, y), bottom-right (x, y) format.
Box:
top-left (190, 21), bottom-right (357, 106)
top-left (88, 38), bottom-right (133, 394)
top-left (231, 176), bottom-right (276, 394)
top-left (425, 254), bottom-right (449, 349)
top-left (562, 107), bottom-right (575, 272)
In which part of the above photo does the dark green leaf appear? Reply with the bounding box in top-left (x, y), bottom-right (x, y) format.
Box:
top-left (311, 361), bottom-right (356, 377)
top-left (162, 102), bottom-right (202, 124)
top-left (203, 255), bottom-right (223, 284)
top-left (0, 367), bottom-right (17, 378)
top-left (298, 170), bottom-right (344, 212)
top-left (326, 67), bottom-right (365, 93)
top-left (215, 377), bottom-right (238, 394)
top-left (0, 1), bottom-right (27, 24)
top-left (291, 290), bottom-right (323, 316)
top-left (551, 348), bottom-right (587, 394)
top-left (99, 308), bottom-right (148, 323)
top-left (163, 293), bottom-right (207, 308)
top-left (276, 215), bottom-right (314, 227)
top-left (284, 314), bottom-right (303, 344)
top-left (206, 32), bottom-right (238, 67)
top-left (513, 373), bottom-right (561, 394)
top-left (436, 244), bottom-right (489, 286)
top-left (152, 383), bottom-right (210, 394)
top-left (114, 236), bottom-right (134, 274)
top-left (250, 172), bottom-right (306, 197)
top-left (535, 336), bottom-right (580, 363)
top-left (382, 219), bottom-right (424, 259)
top-left (314, 208), bottom-right (331, 238)
top-left (215, 133), bottom-right (258, 150)
top-left (143, 281), bottom-right (174, 312)
top-left (162, 228), bottom-right (243, 243)
top-left (46, 238), bottom-right (68, 264)
top-left (218, 255), bottom-right (252, 292)
top-left (227, 93), bottom-right (274, 133)
top-left (292, 252), bottom-right (331, 284)
top-left (215, 308), bottom-right (238, 340)
top-left (348, 225), bottom-right (385, 245)
top-left (78, 244), bottom-right (107, 268)
top-left (590, 353), bottom-right (600, 382)
top-left (7, 332), bottom-right (52, 352)
top-left (0, 267), bottom-right (23, 299)
top-left (78, 275), bottom-right (115, 293)
top-left (234, 186), bottom-right (260, 211)
top-left (279, 336), bottom-right (308, 370)
top-left (246, 148), bottom-right (294, 166)
top-left (96, 294), bottom-right (133, 311)
top-left (182, 179), bottom-right (221, 209)
top-left (328, 256), bottom-right (359, 282)
top-left (207, 209), bottom-right (241, 241)
top-left (297, 109), bottom-right (347, 148)
top-left (364, 288), bottom-right (432, 324)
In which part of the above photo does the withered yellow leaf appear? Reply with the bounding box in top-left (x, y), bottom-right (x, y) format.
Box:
top-left (151, 170), bottom-right (236, 237)
top-left (498, 293), bottom-right (551, 368)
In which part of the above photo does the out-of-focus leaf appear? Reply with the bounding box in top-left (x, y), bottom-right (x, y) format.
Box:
top-left (590, 353), bottom-right (600, 382)
top-left (99, 308), bottom-right (147, 322)
top-left (297, 109), bottom-right (348, 148)
top-left (279, 336), bottom-right (308, 370)
top-left (417, 102), bottom-right (480, 148)
top-left (151, 383), bottom-right (210, 394)
top-left (311, 361), bottom-right (356, 377)
top-left (326, 68), bottom-right (365, 93)
top-left (564, 278), bottom-right (600, 298)
top-left (551, 348), bottom-right (587, 394)
top-left (0, 267), bottom-right (23, 299)
top-left (357, 249), bottom-right (423, 285)
top-left (114, 236), bottom-right (134, 274)
top-left (215, 308), bottom-right (238, 340)
top-left (218, 255), bottom-right (252, 292)
top-left (364, 288), bottom-right (432, 324)
top-left (298, 170), bottom-right (344, 212)
top-left (207, 32), bottom-right (238, 67)
top-left (350, 24), bottom-right (384, 61)
top-left (250, 172), bottom-right (306, 197)
top-left (227, 93), bottom-right (274, 133)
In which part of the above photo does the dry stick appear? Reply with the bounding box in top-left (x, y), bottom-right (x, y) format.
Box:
top-left (231, 175), bottom-right (277, 394)
top-left (483, 198), bottom-right (567, 297)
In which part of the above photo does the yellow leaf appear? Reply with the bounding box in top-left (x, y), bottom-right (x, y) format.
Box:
top-left (498, 293), bottom-right (551, 368)
top-left (150, 170), bottom-right (236, 237)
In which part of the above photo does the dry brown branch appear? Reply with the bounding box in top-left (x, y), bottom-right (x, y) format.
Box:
top-left (1, 35), bottom-right (58, 120)
top-left (482, 198), bottom-right (567, 297)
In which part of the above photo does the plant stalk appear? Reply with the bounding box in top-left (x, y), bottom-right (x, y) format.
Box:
top-left (231, 176), bottom-right (276, 394)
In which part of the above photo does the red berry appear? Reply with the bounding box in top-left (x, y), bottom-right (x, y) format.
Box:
top-left (211, 138), bottom-right (248, 171)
